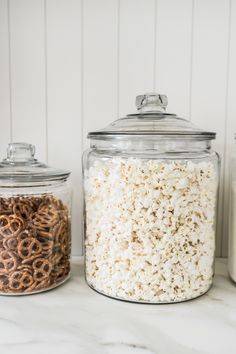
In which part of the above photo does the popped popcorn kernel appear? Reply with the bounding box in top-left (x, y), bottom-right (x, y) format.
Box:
top-left (84, 158), bottom-right (218, 303)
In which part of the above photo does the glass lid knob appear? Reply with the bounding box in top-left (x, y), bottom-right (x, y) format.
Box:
top-left (136, 93), bottom-right (168, 112)
top-left (4, 142), bottom-right (36, 163)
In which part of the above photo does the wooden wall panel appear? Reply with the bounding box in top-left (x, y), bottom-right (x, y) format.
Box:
top-left (83, 0), bottom-right (118, 147)
top-left (46, 0), bottom-right (83, 254)
top-left (0, 0), bottom-right (11, 157)
top-left (155, 0), bottom-right (193, 118)
top-left (190, 0), bottom-right (230, 256)
top-left (0, 0), bottom-right (234, 256)
top-left (9, 0), bottom-right (47, 161)
top-left (119, 0), bottom-right (155, 117)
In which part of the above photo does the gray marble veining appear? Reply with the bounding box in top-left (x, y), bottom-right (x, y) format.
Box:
top-left (0, 258), bottom-right (235, 354)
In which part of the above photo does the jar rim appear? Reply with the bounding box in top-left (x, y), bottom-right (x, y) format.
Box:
top-left (88, 131), bottom-right (216, 140)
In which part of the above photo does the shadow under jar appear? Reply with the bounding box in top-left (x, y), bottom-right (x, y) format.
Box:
top-left (83, 93), bottom-right (220, 303)
top-left (0, 143), bottom-right (71, 294)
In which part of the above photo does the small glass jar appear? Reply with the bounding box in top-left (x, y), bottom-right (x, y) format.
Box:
top-left (0, 143), bottom-right (71, 295)
top-left (83, 93), bottom-right (219, 303)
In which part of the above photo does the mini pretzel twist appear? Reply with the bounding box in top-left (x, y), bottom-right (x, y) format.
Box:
top-left (3, 236), bottom-right (19, 251)
top-left (0, 250), bottom-right (17, 274)
top-left (34, 278), bottom-right (51, 291)
top-left (52, 221), bottom-right (64, 243)
top-left (9, 271), bottom-right (34, 291)
top-left (51, 252), bottom-right (63, 266)
top-left (18, 237), bottom-right (42, 260)
top-left (18, 229), bottom-right (35, 240)
top-left (33, 258), bottom-right (52, 282)
top-left (30, 197), bottom-right (43, 211)
top-left (0, 198), bottom-right (13, 215)
top-left (0, 275), bottom-right (9, 291)
top-left (36, 230), bottom-right (54, 241)
top-left (13, 201), bottom-right (32, 220)
top-left (31, 209), bottom-right (59, 229)
top-left (0, 194), bottom-right (70, 293)
top-left (0, 215), bottom-right (24, 237)
top-left (39, 196), bottom-right (64, 211)
top-left (17, 264), bottom-right (33, 273)
top-left (53, 259), bottom-right (70, 282)
top-left (0, 215), bottom-right (11, 235)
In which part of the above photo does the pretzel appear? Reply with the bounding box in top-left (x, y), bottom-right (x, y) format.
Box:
top-left (25, 281), bottom-right (38, 293)
top-left (3, 236), bottom-right (19, 251)
top-left (17, 264), bottom-right (33, 273)
top-left (0, 198), bottom-right (12, 215)
top-left (0, 194), bottom-right (70, 294)
top-left (34, 278), bottom-right (51, 291)
top-left (30, 197), bottom-right (43, 211)
top-left (51, 252), bottom-right (63, 266)
top-left (39, 196), bottom-right (64, 211)
top-left (36, 230), bottom-right (54, 241)
top-left (62, 226), bottom-right (71, 255)
top-left (0, 215), bottom-right (24, 237)
top-left (18, 237), bottom-right (42, 260)
top-left (31, 209), bottom-right (59, 229)
top-left (54, 260), bottom-right (70, 283)
top-left (0, 215), bottom-right (11, 233)
top-left (0, 250), bottom-right (17, 274)
top-left (13, 201), bottom-right (32, 220)
top-left (9, 271), bottom-right (34, 291)
top-left (18, 229), bottom-right (35, 240)
top-left (42, 245), bottom-right (54, 258)
top-left (53, 221), bottom-right (66, 243)
top-left (40, 238), bottom-right (54, 259)
top-left (33, 258), bottom-right (52, 282)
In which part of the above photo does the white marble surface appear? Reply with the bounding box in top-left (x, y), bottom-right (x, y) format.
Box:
top-left (0, 258), bottom-right (235, 354)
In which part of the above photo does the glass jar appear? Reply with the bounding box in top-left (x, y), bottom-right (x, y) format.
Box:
top-left (0, 143), bottom-right (71, 295)
top-left (228, 137), bottom-right (236, 282)
top-left (83, 93), bottom-right (219, 303)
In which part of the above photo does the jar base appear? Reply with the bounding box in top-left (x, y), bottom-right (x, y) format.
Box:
top-left (86, 281), bottom-right (213, 304)
top-left (0, 273), bottom-right (71, 296)
top-left (228, 271), bottom-right (236, 285)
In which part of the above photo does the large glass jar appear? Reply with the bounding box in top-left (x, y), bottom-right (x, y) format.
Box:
top-left (83, 93), bottom-right (219, 303)
top-left (0, 143), bottom-right (71, 295)
top-left (228, 137), bottom-right (236, 282)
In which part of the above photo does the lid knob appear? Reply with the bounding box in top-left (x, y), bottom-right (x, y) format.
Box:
top-left (5, 143), bottom-right (35, 163)
top-left (136, 93), bottom-right (168, 112)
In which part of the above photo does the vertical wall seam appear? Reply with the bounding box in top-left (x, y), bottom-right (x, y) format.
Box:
top-left (7, 0), bottom-right (13, 141)
top-left (44, 0), bottom-right (48, 163)
top-left (188, 0), bottom-right (195, 122)
top-left (221, 0), bottom-right (232, 257)
top-left (153, 0), bottom-right (157, 92)
top-left (117, 0), bottom-right (120, 119)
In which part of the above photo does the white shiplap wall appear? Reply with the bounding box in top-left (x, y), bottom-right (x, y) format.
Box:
top-left (0, 0), bottom-right (235, 257)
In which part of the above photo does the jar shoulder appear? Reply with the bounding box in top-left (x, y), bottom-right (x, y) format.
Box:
top-left (83, 147), bottom-right (219, 162)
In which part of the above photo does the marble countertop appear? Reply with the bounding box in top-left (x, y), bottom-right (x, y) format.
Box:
top-left (0, 258), bottom-right (235, 354)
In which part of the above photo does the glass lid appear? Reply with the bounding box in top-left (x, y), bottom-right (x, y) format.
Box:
top-left (88, 93), bottom-right (216, 140)
top-left (0, 143), bottom-right (70, 182)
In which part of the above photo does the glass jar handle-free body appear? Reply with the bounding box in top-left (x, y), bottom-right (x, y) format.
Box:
top-left (0, 143), bottom-right (71, 294)
top-left (83, 93), bottom-right (219, 304)
top-left (228, 138), bottom-right (236, 282)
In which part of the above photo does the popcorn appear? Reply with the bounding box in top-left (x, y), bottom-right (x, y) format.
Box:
top-left (84, 158), bottom-right (217, 303)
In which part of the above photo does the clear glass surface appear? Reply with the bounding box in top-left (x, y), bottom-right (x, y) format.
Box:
top-left (83, 93), bottom-right (219, 303)
top-left (0, 143), bottom-right (71, 295)
top-left (228, 148), bottom-right (236, 283)
top-left (88, 92), bottom-right (215, 140)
